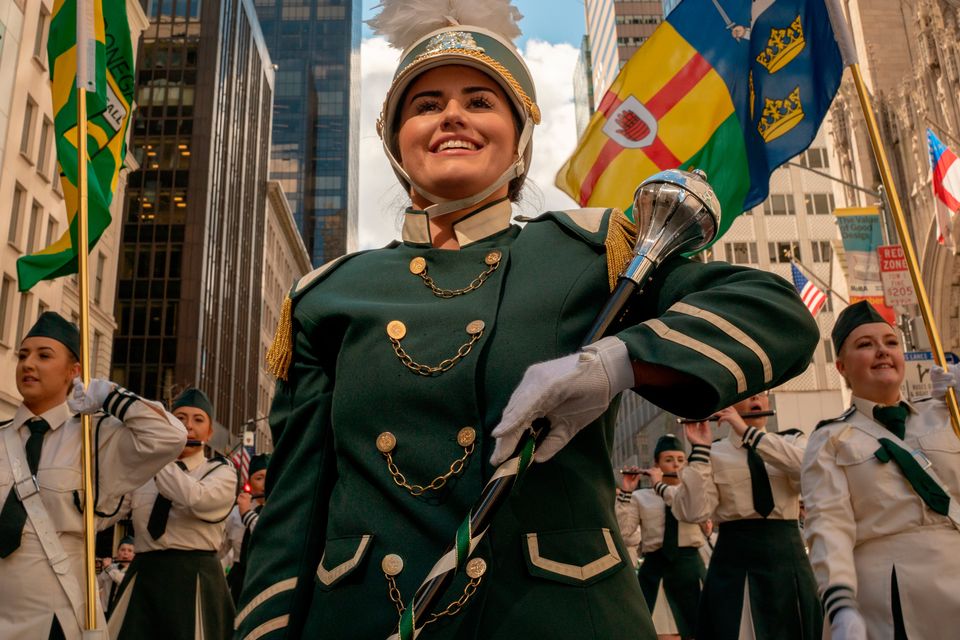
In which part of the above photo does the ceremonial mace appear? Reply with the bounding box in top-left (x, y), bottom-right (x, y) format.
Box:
top-left (388, 169), bottom-right (721, 640)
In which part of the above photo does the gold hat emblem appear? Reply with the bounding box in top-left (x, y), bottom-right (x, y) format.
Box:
top-left (424, 31), bottom-right (485, 55)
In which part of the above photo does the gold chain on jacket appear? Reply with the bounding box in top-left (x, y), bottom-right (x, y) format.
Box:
top-left (382, 555), bottom-right (487, 626)
top-left (408, 250), bottom-right (502, 298)
top-left (386, 320), bottom-right (485, 376)
top-left (376, 428), bottom-right (476, 496)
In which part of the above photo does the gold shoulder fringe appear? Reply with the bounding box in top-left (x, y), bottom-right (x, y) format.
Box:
top-left (604, 209), bottom-right (638, 291)
top-left (266, 295), bottom-right (293, 381)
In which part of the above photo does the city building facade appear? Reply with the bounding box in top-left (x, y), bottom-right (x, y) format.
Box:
top-left (112, 0), bottom-right (274, 445)
top-left (254, 180), bottom-right (312, 452)
top-left (829, 0), bottom-right (960, 354)
top-left (582, 0), bottom-right (664, 108)
top-left (253, 0), bottom-right (361, 266)
top-left (0, 0), bottom-right (148, 417)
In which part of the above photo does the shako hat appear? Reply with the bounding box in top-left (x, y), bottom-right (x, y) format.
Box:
top-left (24, 312), bottom-right (81, 360)
top-left (368, 0), bottom-right (540, 218)
top-left (831, 301), bottom-right (890, 353)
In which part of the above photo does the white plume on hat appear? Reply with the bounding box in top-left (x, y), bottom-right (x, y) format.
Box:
top-left (367, 0), bottom-right (524, 51)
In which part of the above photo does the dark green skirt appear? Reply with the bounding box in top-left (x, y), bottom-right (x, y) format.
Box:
top-left (697, 520), bottom-right (821, 640)
top-left (108, 550), bottom-right (235, 640)
top-left (638, 547), bottom-right (705, 638)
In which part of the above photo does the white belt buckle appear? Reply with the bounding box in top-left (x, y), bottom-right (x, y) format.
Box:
top-left (14, 475), bottom-right (40, 500)
top-left (911, 449), bottom-right (933, 470)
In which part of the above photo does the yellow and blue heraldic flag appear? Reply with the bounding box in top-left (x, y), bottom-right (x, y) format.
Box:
top-left (557, 0), bottom-right (855, 241)
top-left (16, 0), bottom-right (135, 291)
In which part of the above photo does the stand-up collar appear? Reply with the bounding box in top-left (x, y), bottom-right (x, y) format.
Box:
top-left (402, 198), bottom-right (513, 247)
top-left (179, 448), bottom-right (207, 472)
top-left (852, 395), bottom-right (917, 423)
top-left (12, 402), bottom-right (73, 433)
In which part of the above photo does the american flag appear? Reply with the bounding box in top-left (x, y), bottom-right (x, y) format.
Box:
top-left (790, 262), bottom-right (827, 317)
top-left (231, 445), bottom-right (253, 485)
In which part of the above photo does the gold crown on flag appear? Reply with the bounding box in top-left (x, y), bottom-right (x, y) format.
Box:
top-left (757, 87), bottom-right (804, 142)
top-left (755, 16), bottom-right (806, 74)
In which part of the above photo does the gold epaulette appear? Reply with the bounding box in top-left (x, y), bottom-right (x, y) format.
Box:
top-left (604, 209), bottom-right (638, 291)
top-left (265, 295), bottom-right (293, 381)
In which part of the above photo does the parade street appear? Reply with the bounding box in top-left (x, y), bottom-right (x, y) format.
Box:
top-left (2, 1), bottom-right (960, 639)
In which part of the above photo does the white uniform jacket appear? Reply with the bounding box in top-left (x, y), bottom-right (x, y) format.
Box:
top-left (672, 427), bottom-right (806, 524)
top-left (0, 395), bottom-right (185, 640)
top-left (115, 449), bottom-right (237, 553)
top-left (616, 486), bottom-right (705, 556)
top-left (801, 396), bottom-right (960, 638)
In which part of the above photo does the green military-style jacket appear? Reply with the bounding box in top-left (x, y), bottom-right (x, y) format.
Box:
top-left (235, 199), bottom-right (819, 639)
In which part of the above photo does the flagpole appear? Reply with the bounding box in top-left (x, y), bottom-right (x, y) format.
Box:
top-left (75, 2), bottom-right (100, 631)
top-left (790, 258), bottom-right (849, 305)
top-left (848, 63), bottom-right (960, 435)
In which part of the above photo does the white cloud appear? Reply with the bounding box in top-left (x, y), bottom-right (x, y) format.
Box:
top-left (358, 37), bottom-right (580, 250)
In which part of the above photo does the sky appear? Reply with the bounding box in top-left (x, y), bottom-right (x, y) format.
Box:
top-left (357, 1), bottom-right (587, 249)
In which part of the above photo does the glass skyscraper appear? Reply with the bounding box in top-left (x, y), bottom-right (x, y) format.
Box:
top-left (253, 0), bottom-right (361, 266)
top-left (114, 0), bottom-right (275, 438)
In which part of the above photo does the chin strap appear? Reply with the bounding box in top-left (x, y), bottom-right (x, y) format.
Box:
top-left (383, 118), bottom-right (534, 218)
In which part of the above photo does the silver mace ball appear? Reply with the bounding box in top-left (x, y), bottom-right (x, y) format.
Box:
top-left (623, 168), bottom-right (722, 286)
top-left (581, 168), bottom-right (722, 346)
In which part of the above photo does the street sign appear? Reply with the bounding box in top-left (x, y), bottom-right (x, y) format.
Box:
top-left (877, 245), bottom-right (917, 307)
top-left (902, 351), bottom-right (934, 400)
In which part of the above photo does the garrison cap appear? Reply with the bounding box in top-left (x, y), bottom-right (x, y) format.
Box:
top-left (831, 301), bottom-right (890, 352)
top-left (249, 453), bottom-right (270, 476)
top-left (654, 434), bottom-right (685, 461)
top-left (119, 536), bottom-right (135, 547)
top-left (24, 312), bottom-right (81, 359)
top-left (171, 387), bottom-right (215, 421)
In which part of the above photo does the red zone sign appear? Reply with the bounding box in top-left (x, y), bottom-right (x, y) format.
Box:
top-left (877, 245), bottom-right (918, 308)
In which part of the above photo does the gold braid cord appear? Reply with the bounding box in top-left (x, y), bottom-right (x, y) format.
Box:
top-left (266, 295), bottom-right (294, 381)
top-left (604, 209), bottom-right (638, 291)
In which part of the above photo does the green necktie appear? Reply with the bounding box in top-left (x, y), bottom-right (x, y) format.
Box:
top-left (747, 447), bottom-right (775, 518)
top-left (662, 504), bottom-right (679, 560)
top-left (874, 438), bottom-right (950, 516)
top-left (0, 418), bottom-right (50, 557)
top-left (873, 403), bottom-right (908, 440)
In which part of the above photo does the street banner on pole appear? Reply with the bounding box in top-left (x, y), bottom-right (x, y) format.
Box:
top-left (834, 206), bottom-right (895, 323)
top-left (16, 0), bottom-right (135, 291)
top-left (877, 244), bottom-right (918, 308)
top-left (556, 0), bottom-right (849, 244)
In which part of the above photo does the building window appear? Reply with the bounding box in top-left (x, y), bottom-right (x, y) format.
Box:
top-left (617, 36), bottom-right (649, 47)
top-left (768, 241), bottom-right (799, 263)
top-left (804, 192), bottom-right (836, 215)
top-left (37, 117), bottom-right (53, 179)
top-left (26, 201), bottom-right (43, 253)
top-left (724, 241), bottom-right (758, 265)
top-left (0, 276), bottom-right (13, 344)
top-left (45, 216), bottom-right (58, 247)
top-left (823, 339), bottom-right (834, 363)
top-left (763, 193), bottom-right (796, 215)
top-left (811, 240), bottom-right (832, 263)
top-left (94, 253), bottom-right (106, 305)
top-left (20, 96), bottom-right (37, 159)
top-left (16, 293), bottom-right (31, 344)
top-left (8, 184), bottom-right (25, 246)
top-left (615, 15), bottom-right (661, 26)
top-left (801, 147), bottom-right (829, 169)
top-left (33, 7), bottom-right (50, 64)
top-left (92, 330), bottom-right (102, 372)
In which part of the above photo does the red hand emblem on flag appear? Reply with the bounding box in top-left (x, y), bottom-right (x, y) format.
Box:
top-left (615, 110), bottom-right (651, 143)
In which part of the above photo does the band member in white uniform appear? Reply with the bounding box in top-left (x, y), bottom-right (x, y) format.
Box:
top-left (802, 301), bottom-right (960, 640)
top-left (0, 312), bottom-right (185, 640)
top-left (107, 388), bottom-right (237, 640)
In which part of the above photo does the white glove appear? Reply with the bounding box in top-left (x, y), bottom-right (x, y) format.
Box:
top-left (67, 377), bottom-right (116, 415)
top-left (931, 364), bottom-right (960, 400)
top-left (830, 608), bottom-right (867, 640)
top-left (490, 337), bottom-right (634, 465)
